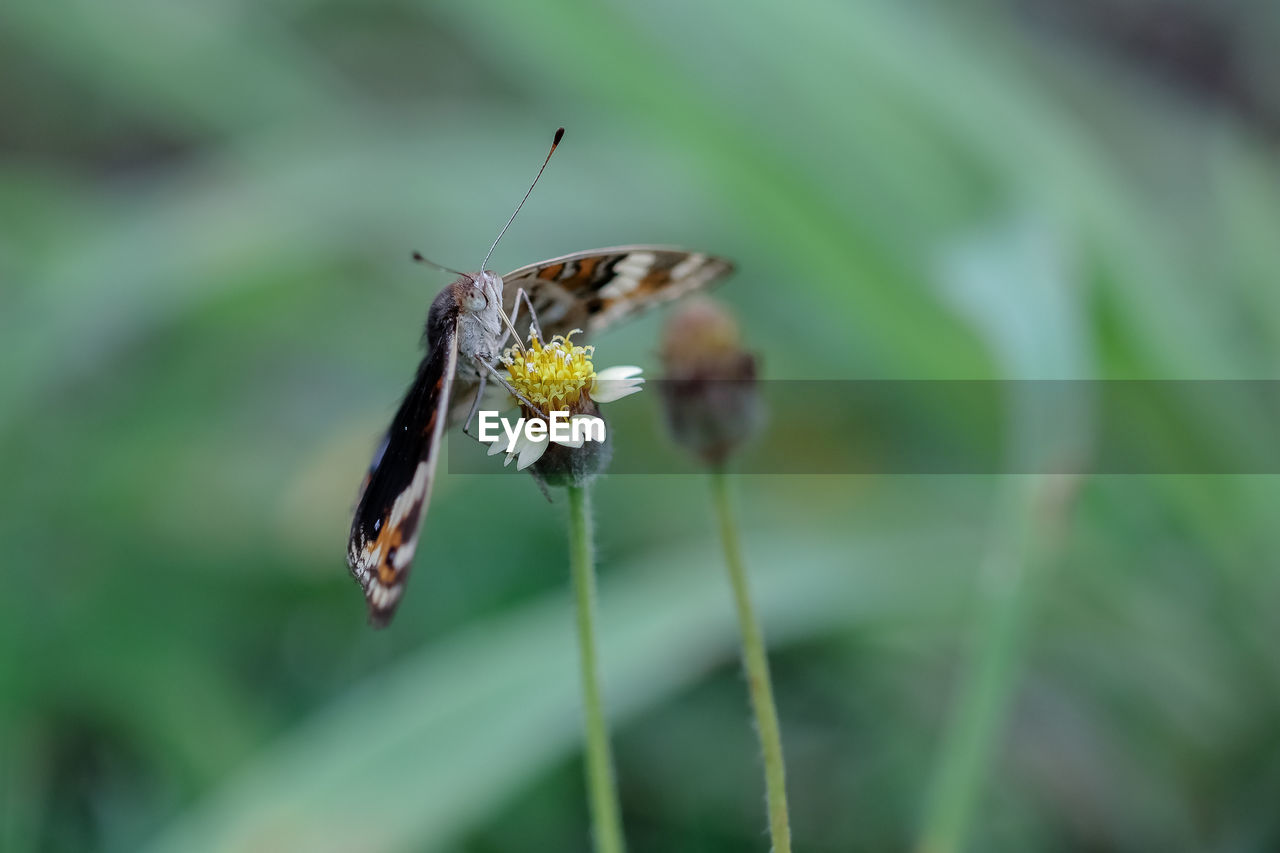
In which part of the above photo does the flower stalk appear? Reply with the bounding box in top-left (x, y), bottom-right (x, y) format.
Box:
top-left (493, 325), bottom-right (638, 848)
top-left (710, 468), bottom-right (792, 853)
top-left (567, 483), bottom-right (626, 853)
top-left (658, 298), bottom-right (790, 851)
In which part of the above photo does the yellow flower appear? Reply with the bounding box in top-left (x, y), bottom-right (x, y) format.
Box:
top-left (502, 330), bottom-right (645, 412)
top-left (489, 330), bottom-right (644, 471)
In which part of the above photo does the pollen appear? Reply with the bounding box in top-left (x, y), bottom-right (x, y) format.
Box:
top-left (503, 331), bottom-right (597, 411)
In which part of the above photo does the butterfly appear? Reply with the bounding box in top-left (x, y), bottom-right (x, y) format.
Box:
top-left (346, 129), bottom-right (735, 627)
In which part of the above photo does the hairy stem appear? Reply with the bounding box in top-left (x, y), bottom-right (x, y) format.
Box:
top-left (710, 469), bottom-right (792, 853)
top-left (567, 484), bottom-right (626, 853)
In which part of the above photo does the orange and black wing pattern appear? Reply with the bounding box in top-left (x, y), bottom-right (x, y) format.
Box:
top-left (347, 320), bottom-right (458, 627)
top-left (501, 246), bottom-right (734, 341)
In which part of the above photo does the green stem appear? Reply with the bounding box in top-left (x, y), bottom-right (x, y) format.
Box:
top-left (710, 469), bottom-right (792, 853)
top-left (567, 484), bottom-right (626, 853)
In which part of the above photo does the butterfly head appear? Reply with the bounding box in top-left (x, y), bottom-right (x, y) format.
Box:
top-left (462, 271), bottom-right (504, 315)
top-left (426, 271), bottom-right (506, 365)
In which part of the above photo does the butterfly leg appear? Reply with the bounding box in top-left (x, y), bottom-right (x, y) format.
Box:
top-left (461, 373), bottom-right (487, 439)
top-left (476, 357), bottom-right (542, 412)
top-left (505, 288), bottom-right (544, 346)
top-left (456, 396), bottom-right (499, 449)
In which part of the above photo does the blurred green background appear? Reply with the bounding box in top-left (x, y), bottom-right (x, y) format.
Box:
top-left (4, 0), bottom-right (1280, 851)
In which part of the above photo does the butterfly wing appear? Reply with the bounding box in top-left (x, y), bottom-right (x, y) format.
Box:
top-left (501, 246), bottom-right (734, 340)
top-left (347, 318), bottom-right (459, 627)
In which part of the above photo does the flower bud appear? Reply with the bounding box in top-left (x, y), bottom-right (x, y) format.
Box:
top-left (659, 298), bottom-right (762, 466)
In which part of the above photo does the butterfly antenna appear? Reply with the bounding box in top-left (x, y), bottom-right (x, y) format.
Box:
top-left (481, 127), bottom-right (564, 271)
top-left (411, 251), bottom-right (467, 277)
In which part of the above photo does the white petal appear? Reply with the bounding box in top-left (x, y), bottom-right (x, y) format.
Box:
top-left (503, 432), bottom-right (529, 467)
top-left (550, 413), bottom-right (603, 448)
top-left (516, 435), bottom-right (549, 470)
top-left (592, 378), bottom-right (644, 403)
top-left (486, 434), bottom-right (512, 456)
top-left (595, 365), bottom-right (644, 381)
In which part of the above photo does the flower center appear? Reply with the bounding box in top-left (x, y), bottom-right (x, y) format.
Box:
top-left (502, 331), bottom-right (596, 412)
